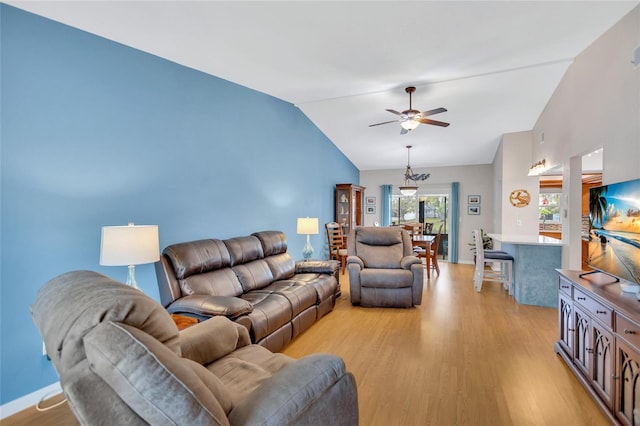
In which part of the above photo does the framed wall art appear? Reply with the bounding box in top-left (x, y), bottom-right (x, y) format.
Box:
top-left (468, 205), bottom-right (480, 215)
top-left (468, 195), bottom-right (480, 205)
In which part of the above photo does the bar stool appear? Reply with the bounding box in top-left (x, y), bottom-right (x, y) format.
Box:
top-left (473, 229), bottom-right (514, 294)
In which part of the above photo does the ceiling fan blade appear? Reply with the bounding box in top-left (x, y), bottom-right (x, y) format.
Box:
top-left (369, 119), bottom-right (399, 127)
top-left (421, 107), bottom-right (447, 117)
top-left (385, 109), bottom-right (403, 116)
top-left (400, 127), bottom-right (409, 135)
top-left (418, 118), bottom-right (450, 127)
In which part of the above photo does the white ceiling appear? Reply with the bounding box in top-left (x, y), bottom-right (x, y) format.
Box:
top-left (6, 1), bottom-right (639, 171)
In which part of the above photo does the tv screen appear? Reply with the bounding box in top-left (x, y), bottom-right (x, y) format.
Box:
top-left (588, 178), bottom-right (640, 284)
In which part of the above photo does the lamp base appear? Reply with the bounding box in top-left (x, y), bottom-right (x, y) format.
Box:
top-left (302, 234), bottom-right (314, 261)
top-left (125, 265), bottom-right (140, 290)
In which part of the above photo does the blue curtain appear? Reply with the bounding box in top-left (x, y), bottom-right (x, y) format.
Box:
top-left (381, 184), bottom-right (392, 226)
top-left (450, 182), bottom-right (460, 263)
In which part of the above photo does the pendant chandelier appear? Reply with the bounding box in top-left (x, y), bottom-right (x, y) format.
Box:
top-left (399, 145), bottom-right (430, 196)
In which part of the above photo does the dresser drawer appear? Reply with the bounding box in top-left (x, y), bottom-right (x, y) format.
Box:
top-left (573, 288), bottom-right (612, 328)
top-left (559, 277), bottom-right (572, 297)
top-left (615, 313), bottom-right (640, 351)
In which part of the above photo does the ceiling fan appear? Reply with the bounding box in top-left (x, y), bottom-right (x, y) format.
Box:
top-left (369, 86), bottom-right (449, 134)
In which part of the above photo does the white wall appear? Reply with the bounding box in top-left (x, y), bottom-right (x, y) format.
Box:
top-left (360, 164), bottom-right (494, 264)
top-left (531, 5), bottom-right (640, 268)
top-left (498, 131), bottom-right (541, 236)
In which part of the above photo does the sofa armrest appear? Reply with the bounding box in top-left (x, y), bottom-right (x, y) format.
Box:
top-left (167, 295), bottom-right (253, 319)
top-left (295, 260), bottom-right (339, 275)
top-left (228, 353), bottom-right (358, 425)
top-left (180, 316), bottom-right (251, 365)
top-left (346, 256), bottom-right (364, 269)
top-left (401, 255), bottom-right (422, 270)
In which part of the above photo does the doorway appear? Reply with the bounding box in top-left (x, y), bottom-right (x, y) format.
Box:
top-left (419, 194), bottom-right (449, 260)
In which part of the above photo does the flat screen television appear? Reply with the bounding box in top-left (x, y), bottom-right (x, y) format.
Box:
top-left (587, 177), bottom-right (640, 285)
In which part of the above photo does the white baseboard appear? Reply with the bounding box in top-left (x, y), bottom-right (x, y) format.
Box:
top-left (0, 382), bottom-right (61, 419)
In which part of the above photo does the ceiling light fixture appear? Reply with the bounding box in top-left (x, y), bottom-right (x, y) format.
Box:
top-left (399, 145), bottom-right (430, 196)
top-left (527, 159), bottom-right (547, 176)
top-left (400, 112), bottom-right (421, 131)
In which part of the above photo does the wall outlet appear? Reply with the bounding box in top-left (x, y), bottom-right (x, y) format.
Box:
top-left (516, 218), bottom-right (522, 226)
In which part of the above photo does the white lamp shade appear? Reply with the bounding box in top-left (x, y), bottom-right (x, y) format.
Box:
top-left (400, 119), bottom-right (420, 131)
top-left (399, 186), bottom-right (418, 196)
top-left (297, 217), bottom-right (319, 235)
top-left (100, 225), bottom-right (160, 266)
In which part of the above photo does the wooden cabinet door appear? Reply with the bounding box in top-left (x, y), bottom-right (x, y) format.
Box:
top-left (574, 305), bottom-right (591, 377)
top-left (591, 320), bottom-right (614, 409)
top-left (558, 293), bottom-right (573, 355)
top-left (615, 339), bottom-right (640, 426)
top-left (335, 184), bottom-right (365, 233)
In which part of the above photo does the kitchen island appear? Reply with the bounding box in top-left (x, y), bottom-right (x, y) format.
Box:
top-left (488, 234), bottom-right (564, 307)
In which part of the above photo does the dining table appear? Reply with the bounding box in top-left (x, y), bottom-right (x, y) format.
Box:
top-left (412, 234), bottom-right (436, 279)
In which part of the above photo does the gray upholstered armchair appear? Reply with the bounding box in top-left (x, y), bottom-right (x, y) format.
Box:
top-left (347, 227), bottom-right (424, 307)
top-left (31, 271), bottom-right (358, 425)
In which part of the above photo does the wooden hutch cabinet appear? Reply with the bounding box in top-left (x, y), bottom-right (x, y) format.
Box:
top-left (335, 184), bottom-right (365, 235)
top-left (556, 270), bottom-right (640, 425)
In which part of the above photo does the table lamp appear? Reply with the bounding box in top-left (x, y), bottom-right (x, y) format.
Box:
top-left (100, 223), bottom-right (160, 290)
top-left (297, 217), bottom-right (318, 261)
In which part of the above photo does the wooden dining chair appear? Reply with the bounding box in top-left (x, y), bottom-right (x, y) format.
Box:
top-left (403, 223), bottom-right (425, 256)
top-left (428, 224), bottom-right (444, 276)
top-left (326, 222), bottom-right (348, 274)
top-left (424, 222), bottom-right (434, 234)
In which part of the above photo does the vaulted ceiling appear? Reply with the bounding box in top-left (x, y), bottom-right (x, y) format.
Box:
top-left (7, 1), bottom-right (638, 170)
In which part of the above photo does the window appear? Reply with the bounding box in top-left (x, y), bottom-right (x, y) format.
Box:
top-left (419, 194), bottom-right (448, 234)
top-left (539, 192), bottom-right (561, 222)
top-left (391, 193), bottom-right (448, 234)
top-left (539, 191), bottom-right (562, 233)
top-left (391, 194), bottom-right (417, 225)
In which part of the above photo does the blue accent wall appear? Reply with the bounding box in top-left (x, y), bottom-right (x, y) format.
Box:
top-left (0, 5), bottom-right (359, 404)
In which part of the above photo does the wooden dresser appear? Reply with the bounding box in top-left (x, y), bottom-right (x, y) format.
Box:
top-left (556, 270), bottom-right (640, 425)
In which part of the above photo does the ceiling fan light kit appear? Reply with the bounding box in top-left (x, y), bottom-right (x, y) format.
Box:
top-left (369, 86), bottom-right (450, 134)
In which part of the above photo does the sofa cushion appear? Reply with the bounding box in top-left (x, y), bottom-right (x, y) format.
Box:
top-left (84, 321), bottom-right (229, 426)
top-left (353, 228), bottom-right (405, 269)
top-left (207, 345), bottom-right (293, 406)
top-left (241, 293), bottom-right (293, 342)
top-left (292, 273), bottom-right (338, 302)
top-left (180, 268), bottom-right (245, 298)
top-left (263, 253), bottom-right (296, 281)
top-left (360, 269), bottom-right (414, 288)
top-left (224, 236), bottom-right (264, 266)
top-left (252, 231), bottom-right (288, 257)
top-left (233, 260), bottom-right (274, 292)
top-left (256, 281), bottom-right (318, 317)
top-left (164, 239), bottom-right (231, 279)
top-left (183, 358), bottom-right (233, 414)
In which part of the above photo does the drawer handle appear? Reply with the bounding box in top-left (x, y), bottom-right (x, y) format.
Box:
top-left (561, 285), bottom-right (570, 289)
top-left (577, 297), bottom-right (586, 301)
top-left (596, 310), bottom-right (607, 315)
top-left (624, 329), bottom-right (637, 335)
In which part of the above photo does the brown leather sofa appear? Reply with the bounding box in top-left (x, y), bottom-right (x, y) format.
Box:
top-left (155, 230), bottom-right (339, 352)
top-left (32, 271), bottom-right (358, 425)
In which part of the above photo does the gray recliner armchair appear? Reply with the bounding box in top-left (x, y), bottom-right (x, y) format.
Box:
top-left (31, 270), bottom-right (358, 425)
top-left (347, 227), bottom-right (424, 308)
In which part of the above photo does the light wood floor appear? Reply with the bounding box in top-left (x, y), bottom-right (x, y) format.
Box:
top-left (4, 263), bottom-right (608, 425)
